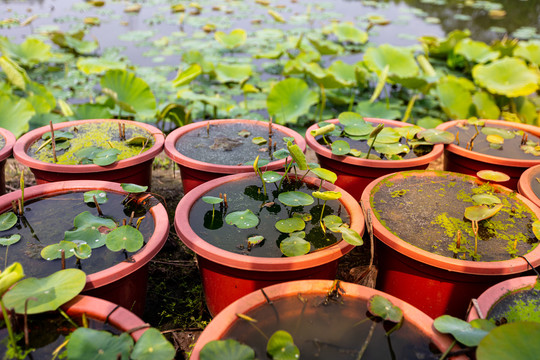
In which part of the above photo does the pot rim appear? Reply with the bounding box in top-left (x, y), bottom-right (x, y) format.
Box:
top-left (163, 119), bottom-right (307, 174)
top-left (436, 119), bottom-right (540, 168)
top-left (0, 180), bottom-right (170, 290)
top-left (63, 295), bottom-right (148, 340)
top-left (13, 119), bottom-right (165, 173)
top-left (190, 279), bottom-right (457, 359)
top-left (518, 164), bottom-right (540, 208)
top-left (361, 169), bottom-right (540, 275)
top-left (174, 172), bottom-right (364, 271)
top-left (0, 127), bottom-right (16, 163)
top-left (305, 118), bottom-right (444, 169)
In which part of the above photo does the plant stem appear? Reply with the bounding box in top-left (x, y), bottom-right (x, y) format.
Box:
top-left (356, 321), bottom-right (377, 360)
top-left (473, 220), bottom-right (478, 257)
top-left (49, 120), bottom-right (57, 163)
top-left (438, 339), bottom-right (457, 360)
top-left (0, 299), bottom-right (22, 358)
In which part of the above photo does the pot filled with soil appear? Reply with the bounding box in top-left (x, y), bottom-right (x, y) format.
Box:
top-left (0, 180), bottom-right (169, 316)
top-left (361, 169), bottom-right (540, 319)
top-left (13, 119), bottom-right (165, 187)
top-left (164, 119), bottom-right (306, 193)
top-left (517, 163), bottom-right (540, 209)
top-left (174, 148), bottom-right (364, 315)
top-left (0, 127), bottom-right (16, 195)
top-left (191, 280), bottom-right (466, 360)
top-left (436, 119), bottom-right (540, 190)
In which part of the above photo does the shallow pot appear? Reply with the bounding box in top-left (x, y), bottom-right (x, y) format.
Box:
top-left (191, 280), bottom-right (466, 359)
top-left (0, 180), bottom-right (169, 316)
top-left (436, 119), bottom-right (540, 190)
top-left (361, 170), bottom-right (540, 319)
top-left (164, 119), bottom-right (306, 193)
top-left (518, 164), bottom-right (540, 209)
top-left (13, 119), bottom-right (165, 187)
top-left (174, 172), bottom-right (364, 316)
top-left (0, 127), bottom-right (16, 195)
top-left (305, 118), bottom-right (443, 201)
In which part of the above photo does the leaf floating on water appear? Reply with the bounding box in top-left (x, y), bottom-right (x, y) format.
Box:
top-left (0, 234), bottom-right (21, 246)
top-left (280, 236), bottom-right (310, 256)
top-left (225, 209), bottom-right (259, 229)
top-left (0, 212), bottom-right (17, 231)
top-left (125, 136), bottom-right (149, 146)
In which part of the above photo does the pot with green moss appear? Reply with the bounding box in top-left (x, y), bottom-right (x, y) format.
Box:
top-left (164, 119), bottom-right (306, 194)
top-left (13, 119), bottom-right (165, 187)
top-left (436, 119), bottom-right (540, 190)
top-left (174, 148), bottom-right (364, 315)
top-left (191, 280), bottom-right (466, 360)
top-left (305, 112), bottom-right (449, 201)
top-left (0, 180), bottom-right (169, 316)
top-left (0, 127), bottom-right (16, 195)
top-left (361, 170), bottom-right (540, 319)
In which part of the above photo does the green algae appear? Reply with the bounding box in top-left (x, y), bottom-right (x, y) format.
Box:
top-left (488, 284), bottom-right (540, 324)
top-left (27, 122), bottom-right (154, 165)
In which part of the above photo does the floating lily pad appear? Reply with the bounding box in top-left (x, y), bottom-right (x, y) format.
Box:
top-left (75, 146), bottom-right (102, 160)
top-left (464, 204), bottom-right (503, 222)
top-left (292, 213), bottom-right (312, 221)
top-left (275, 217), bottom-right (305, 233)
top-left (267, 330), bottom-right (299, 360)
top-left (312, 191), bottom-right (341, 201)
top-left (121, 183), bottom-right (148, 193)
top-left (331, 140), bottom-right (350, 155)
top-left (280, 236), bottom-right (310, 256)
top-left (0, 234), bottom-right (21, 246)
top-left (481, 127), bottom-right (516, 139)
top-left (433, 315), bottom-right (493, 347)
top-left (368, 295), bottom-right (403, 323)
top-left (486, 134), bottom-right (505, 145)
top-left (477, 322), bottom-right (540, 360)
top-left (252, 136), bottom-right (267, 145)
top-left (215, 29), bottom-right (247, 49)
top-left (73, 241), bottom-right (92, 259)
top-left (73, 211), bottom-right (116, 230)
top-left (202, 196), bottom-right (224, 205)
top-left (262, 171), bottom-right (282, 183)
top-left (106, 225), bottom-right (144, 252)
top-left (472, 194), bottom-right (501, 206)
top-left (477, 170), bottom-right (511, 182)
top-left (41, 241), bottom-right (77, 260)
top-left (344, 122), bottom-right (374, 137)
top-left (374, 142), bottom-right (409, 156)
top-left (323, 215), bottom-right (343, 229)
top-left (125, 136), bottom-right (149, 146)
top-left (131, 327), bottom-right (176, 360)
top-left (417, 129), bottom-right (455, 144)
top-left (278, 191), bottom-right (314, 207)
top-left (247, 235), bottom-right (264, 247)
top-left (93, 148), bottom-right (121, 166)
top-left (200, 339), bottom-right (255, 360)
top-left (225, 209), bottom-right (259, 229)
top-left (83, 190), bottom-right (108, 204)
top-left (67, 328), bottom-right (133, 360)
top-left (0, 212), bottom-right (17, 231)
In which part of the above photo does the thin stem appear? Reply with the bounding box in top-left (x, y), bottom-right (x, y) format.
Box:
top-left (0, 299), bottom-right (21, 357)
top-left (49, 120), bottom-right (57, 163)
top-left (356, 321), bottom-right (377, 360)
top-left (438, 339), bottom-right (457, 360)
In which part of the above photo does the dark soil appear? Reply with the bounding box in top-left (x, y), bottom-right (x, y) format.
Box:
top-left (4, 151), bottom-right (443, 359)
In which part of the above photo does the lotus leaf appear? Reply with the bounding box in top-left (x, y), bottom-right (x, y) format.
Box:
top-left (215, 63), bottom-right (253, 84)
top-left (267, 330), bottom-right (299, 360)
top-left (374, 142), bottom-right (409, 156)
top-left (121, 183), bottom-right (148, 193)
top-left (481, 127), bottom-right (516, 139)
top-left (312, 191), bottom-right (341, 201)
top-left (476, 170), bottom-right (510, 182)
top-left (333, 22), bottom-right (368, 44)
top-left (252, 136), bottom-right (267, 145)
top-left (67, 328), bottom-right (133, 360)
top-left (0, 94), bottom-right (34, 137)
top-left (172, 64), bottom-right (202, 87)
top-left (83, 190), bottom-right (108, 204)
top-left (417, 117), bottom-right (443, 129)
top-left (472, 194), bottom-right (501, 206)
top-left (73, 104), bottom-right (112, 121)
top-left (364, 44), bottom-right (419, 78)
top-left (63, 35), bottom-right (99, 54)
top-left (93, 148), bottom-right (121, 166)
top-left (338, 112), bottom-right (364, 126)
top-left (307, 36), bottom-right (344, 56)
top-left (0, 234), bottom-right (21, 246)
top-left (76, 57), bottom-right (126, 75)
top-left (225, 209), bottom-right (259, 229)
top-left (275, 217), bottom-right (305, 233)
top-left (417, 129), bottom-right (455, 144)
top-left (344, 122), bottom-right (373, 137)
top-left (0, 56), bottom-right (27, 90)
top-left (73, 211), bottom-right (116, 230)
top-left (267, 78), bottom-right (318, 125)
top-left (464, 204), bottom-right (503, 222)
top-left (0, 37), bottom-right (52, 66)
top-left (247, 235), bottom-right (264, 247)
top-left (334, 226), bottom-right (363, 246)
top-left (433, 315), bottom-right (494, 347)
top-left (0, 212), bottom-right (17, 231)
top-left (327, 60), bottom-right (358, 87)
top-left (0, 262), bottom-right (24, 296)
top-left (331, 140), bottom-right (350, 155)
top-left (455, 38), bottom-right (500, 63)
top-left (287, 141), bottom-right (307, 170)
top-left (472, 57), bottom-right (539, 97)
top-left (73, 241), bottom-right (92, 259)
top-left (323, 215), bottom-right (343, 229)
top-left (100, 69), bottom-right (157, 119)
top-left (3, 268), bottom-right (86, 314)
top-left (486, 134), bottom-right (504, 145)
top-left (202, 196), bottom-right (223, 205)
top-left (436, 77), bottom-right (474, 119)
top-left (278, 191), bottom-right (314, 207)
top-left (472, 92), bottom-right (501, 119)
top-left (215, 29), bottom-right (247, 49)
top-left (131, 327), bottom-right (176, 360)
top-left (280, 236), bottom-right (310, 256)
top-left (477, 322), bottom-right (540, 360)
top-left (262, 171), bottom-right (282, 183)
top-left (200, 339), bottom-right (255, 360)
top-left (368, 295), bottom-right (403, 323)
top-left (305, 62), bottom-right (346, 89)
top-left (41, 241), bottom-right (78, 260)
top-left (310, 168), bottom-right (337, 184)
top-left (370, 127), bottom-right (400, 144)
top-left (126, 136), bottom-right (149, 146)
top-left (396, 126), bottom-right (422, 140)
top-left (514, 40), bottom-right (540, 66)
top-left (106, 225), bottom-right (144, 252)
top-left (64, 227), bottom-right (106, 249)
top-left (354, 100), bottom-right (401, 120)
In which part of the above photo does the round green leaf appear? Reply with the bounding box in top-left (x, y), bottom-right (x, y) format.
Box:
top-left (374, 142), bottom-right (410, 156)
top-left (120, 183), bottom-right (148, 193)
top-left (106, 225), bottom-right (144, 252)
top-left (481, 126), bottom-right (516, 139)
top-left (215, 29), bottom-right (247, 49)
top-left (472, 194), bottom-right (501, 206)
top-left (73, 211), bottom-right (116, 230)
top-left (41, 241), bottom-right (77, 260)
top-left (67, 328), bottom-right (134, 360)
top-left (433, 315), bottom-right (490, 347)
top-left (215, 63), bottom-right (253, 84)
top-left (323, 215), bottom-right (343, 229)
top-left (472, 57), bottom-right (539, 97)
top-left (477, 322), bottom-right (540, 360)
top-left (65, 227), bottom-right (106, 249)
top-left (0, 212), bottom-right (17, 231)
top-left (172, 63), bottom-right (202, 87)
top-left (331, 140), bottom-right (350, 155)
top-left (280, 236), bottom-right (311, 257)
top-left (75, 146), bottom-right (102, 160)
top-left (202, 196), bottom-right (224, 205)
top-left (364, 44), bottom-right (419, 78)
top-left (267, 330), bottom-right (300, 360)
top-left (252, 136), bottom-right (267, 145)
top-left (477, 170), bottom-right (511, 183)
top-left (125, 136), bottom-right (149, 146)
top-left (83, 190), bottom-right (108, 204)
top-left (334, 226), bottom-right (363, 246)
top-left (275, 217), bottom-right (305, 233)
top-left (310, 168), bottom-right (337, 184)
top-left (278, 191), bottom-right (314, 207)
top-left (131, 328), bottom-right (176, 360)
top-left (3, 268), bottom-right (86, 314)
top-left (486, 134), bottom-right (505, 145)
top-left (417, 129), bottom-right (455, 144)
top-left (455, 38), bottom-right (500, 64)
top-left (368, 295), bottom-right (403, 323)
top-left (261, 171), bottom-right (282, 184)
top-left (225, 209), bottom-right (259, 229)
top-left (292, 213), bottom-right (312, 221)
top-left (42, 130), bottom-right (74, 141)
top-left (73, 241), bottom-right (92, 259)
top-left (464, 204), bottom-right (503, 222)
top-left (312, 191), bottom-right (342, 201)
top-left (267, 78), bottom-right (319, 125)
top-left (338, 111), bottom-right (364, 126)
top-left (371, 127), bottom-right (401, 144)
top-left (344, 122), bottom-right (374, 137)
top-left (0, 94), bottom-right (34, 138)
top-left (247, 235), bottom-right (264, 247)
top-left (93, 148), bottom-right (121, 166)
top-left (0, 234), bottom-right (21, 246)
top-left (273, 149), bottom-right (289, 159)
top-left (333, 22), bottom-right (368, 44)
top-left (200, 339), bottom-right (255, 360)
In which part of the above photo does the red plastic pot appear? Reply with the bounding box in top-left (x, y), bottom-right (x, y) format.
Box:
top-left (0, 180), bottom-right (169, 316)
top-left (518, 164), bottom-right (540, 209)
top-left (305, 118), bottom-right (444, 201)
top-left (361, 170), bottom-right (540, 319)
top-left (13, 119), bottom-right (165, 187)
top-left (466, 275), bottom-right (538, 322)
top-left (164, 119), bottom-right (306, 194)
top-left (0, 127), bottom-right (16, 195)
top-left (174, 173), bottom-right (364, 316)
top-left (191, 280), bottom-right (467, 359)
top-left (436, 119), bottom-right (540, 190)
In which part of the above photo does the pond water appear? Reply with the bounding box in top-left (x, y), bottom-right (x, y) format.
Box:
top-left (1, 0), bottom-right (538, 67)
